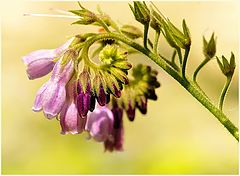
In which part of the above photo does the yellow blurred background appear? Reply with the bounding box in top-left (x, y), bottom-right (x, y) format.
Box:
top-left (1, 1), bottom-right (239, 174)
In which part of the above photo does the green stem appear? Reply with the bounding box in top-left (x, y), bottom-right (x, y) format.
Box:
top-left (81, 32), bottom-right (239, 141)
top-left (153, 30), bottom-right (160, 54)
top-left (219, 76), bottom-right (232, 111)
top-left (143, 24), bottom-right (149, 49)
top-left (182, 47), bottom-right (190, 79)
top-left (193, 57), bottom-right (211, 82)
top-left (159, 54), bottom-right (179, 71)
top-left (176, 47), bottom-right (182, 66)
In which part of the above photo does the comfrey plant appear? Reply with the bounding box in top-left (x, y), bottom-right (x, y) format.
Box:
top-left (22, 2), bottom-right (238, 151)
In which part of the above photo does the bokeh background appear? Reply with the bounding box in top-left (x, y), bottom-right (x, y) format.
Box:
top-left (1, 1), bottom-right (239, 174)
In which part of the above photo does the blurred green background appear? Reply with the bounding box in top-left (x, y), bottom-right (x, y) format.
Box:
top-left (1, 1), bottom-right (239, 174)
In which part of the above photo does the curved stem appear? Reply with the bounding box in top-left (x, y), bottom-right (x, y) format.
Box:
top-left (143, 24), bottom-right (149, 49)
top-left (81, 32), bottom-right (239, 141)
top-left (193, 57), bottom-right (210, 82)
top-left (176, 47), bottom-right (182, 66)
top-left (219, 76), bottom-right (232, 111)
top-left (182, 47), bottom-right (190, 80)
top-left (153, 30), bottom-right (160, 54)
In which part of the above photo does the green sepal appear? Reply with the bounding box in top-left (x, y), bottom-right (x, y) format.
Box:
top-left (78, 69), bottom-right (91, 93)
top-left (203, 33), bottom-right (216, 59)
top-left (121, 25), bottom-right (143, 39)
top-left (99, 45), bottom-right (127, 64)
top-left (229, 52), bottom-right (236, 72)
top-left (110, 67), bottom-right (129, 84)
top-left (112, 60), bottom-right (132, 70)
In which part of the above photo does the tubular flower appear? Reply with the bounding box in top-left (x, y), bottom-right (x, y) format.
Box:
top-left (104, 104), bottom-right (124, 152)
top-left (22, 38), bottom-right (74, 80)
top-left (60, 79), bottom-right (86, 134)
top-left (85, 104), bottom-right (114, 142)
top-left (32, 58), bottom-right (74, 119)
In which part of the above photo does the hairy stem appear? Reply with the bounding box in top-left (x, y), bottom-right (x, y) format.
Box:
top-left (81, 32), bottom-right (239, 141)
top-left (219, 76), bottom-right (232, 111)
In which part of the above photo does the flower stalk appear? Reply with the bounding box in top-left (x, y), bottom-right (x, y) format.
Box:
top-left (80, 32), bottom-right (238, 141)
top-left (219, 76), bottom-right (232, 111)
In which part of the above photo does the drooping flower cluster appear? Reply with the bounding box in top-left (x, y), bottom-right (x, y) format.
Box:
top-left (111, 64), bottom-right (160, 121)
top-left (22, 34), bottom-right (160, 152)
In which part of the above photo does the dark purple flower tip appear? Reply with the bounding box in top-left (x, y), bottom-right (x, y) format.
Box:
top-left (106, 94), bottom-right (110, 104)
top-left (147, 89), bottom-right (157, 100)
top-left (112, 84), bottom-right (121, 98)
top-left (77, 93), bottom-right (91, 116)
top-left (78, 70), bottom-right (91, 94)
top-left (97, 86), bottom-right (107, 106)
top-left (112, 107), bottom-right (123, 129)
top-left (77, 82), bottom-right (82, 94)
top-left (123, 77), bottom-right (129, 85)
top-left (104, 107), bottom-right (124, 152)
top-left (104, 140), bottom-right (114, 152)
top-left (137, 99), bottom-right (147, 114)
top-left (126, 103), bottom-right (136, 121)
top-left (154, 81), bottom-right (161, 88)
top-left (89, 95), bottom-right (96, 112)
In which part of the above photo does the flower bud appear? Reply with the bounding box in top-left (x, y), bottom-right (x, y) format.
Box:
top-left (112, 60), bottom-right (132, 70)
top-left (136, 96), bottom-right (147, 114)
top-left (99, 45), bottom-right (127, 64)
top-left (105, 74), bottom-right (121, 98)
top-left (203, 33), bottom-right (216, 59)
top-left (93, 74), bottom-right (109, 106)
top-left (70, 8), bottom-right (97, 25)
top-left (129, 2), bottom-right (150, 25)
top-left (76, 69), bottom-right (95, 116)
top-left (150, 7), bottom-right (162, 32)
top-left (120, 25), bottom-right (143, 39)
top-left (217, 53), bottom-right (235, 77)
top-left (152, 7), bottom-right (191, 49)
top-left (126, 100), bottom-right (136, 121)
top-left (111, 64), bottom-right (160, 122)
top-left (109, 67), bottom-right (129, 84)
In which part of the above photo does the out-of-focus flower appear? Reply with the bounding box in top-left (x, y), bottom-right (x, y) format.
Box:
top-left (32, 59), bottom-right (74, 119)
top-left (85, 104), bottom-right (114, 142)
top-left (113, 64), bottom-right (160, 121)
top-left (104, 105), bottom-right (124, 152)
top-left (60, 79), bottom-right (86, 134)
top-left (22, 38), bottom-right (74, 79)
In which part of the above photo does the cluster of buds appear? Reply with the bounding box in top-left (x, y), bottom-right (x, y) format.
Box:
top-left (22, 34), bottom-right (160, 151)
top-left (150, 5), bottom-right (191, 49)
top-left (111, 64), bottom-right (160, 121)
